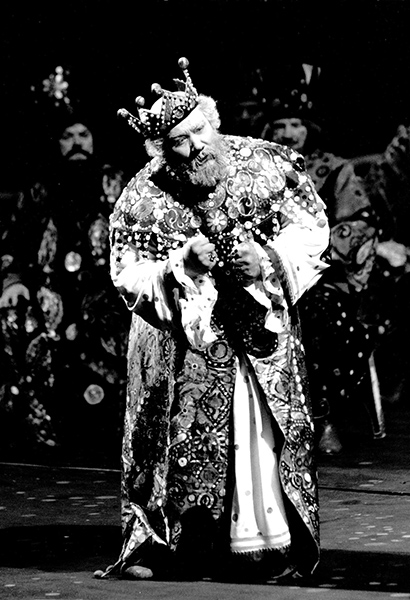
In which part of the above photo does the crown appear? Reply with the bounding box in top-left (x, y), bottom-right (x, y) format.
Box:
top-left (117, 57), bottom-right (199, 140)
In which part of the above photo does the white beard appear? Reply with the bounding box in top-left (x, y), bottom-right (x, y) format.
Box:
top-left (166, 134), bottom-right (229, 189)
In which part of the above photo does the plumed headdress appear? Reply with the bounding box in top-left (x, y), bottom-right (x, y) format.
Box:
top-left (117, 57), bottom-right (199, 140)
top-left (31, 65), bottom-right (94, 139)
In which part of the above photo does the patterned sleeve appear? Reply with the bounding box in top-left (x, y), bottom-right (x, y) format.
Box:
top-left (109, 187), bottom-right (182, 332)
top-left (263, 147), bottom-right (330, 306)
top-left (109, 172), bottom-right (218, 344)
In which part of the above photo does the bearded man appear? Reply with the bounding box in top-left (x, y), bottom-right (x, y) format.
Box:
top-left (96, 57), bottom-right (330, 582)
top-left (0, 66), bottom-right (130, 460)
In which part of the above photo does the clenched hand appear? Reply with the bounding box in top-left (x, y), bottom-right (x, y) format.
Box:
top-left (230, 242), bottom-right (261, 284)
top-left (183, 235), bottom-right (217, 278)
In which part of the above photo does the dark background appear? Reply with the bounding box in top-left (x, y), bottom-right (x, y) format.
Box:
top-left (2, 0), bottom-right (410, 185)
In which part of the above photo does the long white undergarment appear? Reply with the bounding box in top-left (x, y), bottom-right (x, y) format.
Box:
top-left (230, 356), bottom-right (291, 554)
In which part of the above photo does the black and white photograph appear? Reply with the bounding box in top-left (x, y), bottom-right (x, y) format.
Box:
top-left (1, 1), bottom-right (410, 598)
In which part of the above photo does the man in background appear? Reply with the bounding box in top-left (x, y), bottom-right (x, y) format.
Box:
top-left (0, 66), bottom-right (130, 463)
top-left (251, 62), bottom-right (407, 454)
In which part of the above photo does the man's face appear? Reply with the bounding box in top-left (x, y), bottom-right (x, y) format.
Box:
top-left (167, 106), bottom-right (216, 160)
top-left (164, 106), bottom-right (226, 187)
top-left (271, 117), bottom-right (308, 153)
top-left (59, 122), bottom-right (94, 161)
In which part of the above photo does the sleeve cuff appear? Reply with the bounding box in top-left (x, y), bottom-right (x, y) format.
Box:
top-left (169, 247), bottom-right (218, 350)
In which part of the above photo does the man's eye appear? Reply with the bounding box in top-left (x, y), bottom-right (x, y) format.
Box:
top-left (173, 138), bottom-right (185, 147)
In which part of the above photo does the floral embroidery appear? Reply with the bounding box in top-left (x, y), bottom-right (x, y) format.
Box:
top-left (205, 209), bottom-right (228, 232)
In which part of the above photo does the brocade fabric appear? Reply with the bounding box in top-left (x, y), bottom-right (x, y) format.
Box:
top-left (105, 136), bottom-right (330, 577)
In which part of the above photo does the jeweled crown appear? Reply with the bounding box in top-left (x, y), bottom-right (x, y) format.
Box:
top-left (118, 57), bottom-right (199, 140)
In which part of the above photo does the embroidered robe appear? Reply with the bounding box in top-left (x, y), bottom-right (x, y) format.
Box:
top-left (106, 136), bottom-right (330, 576)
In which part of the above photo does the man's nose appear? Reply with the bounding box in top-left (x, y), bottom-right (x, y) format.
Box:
top-left (284, 124), bottom-right (294, 138)
top-left (73, 134), bottom-right (84, 146)
top-left (190, 134), bottom-right (205, 152)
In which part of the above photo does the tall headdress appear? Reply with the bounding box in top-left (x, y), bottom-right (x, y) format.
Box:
top-left (267, 63), bottom-right (322, 122)
top-left (30, 65), bottom-right (93, 139)
top-left (117, 57), bottom-right (199, 140)
top-left (31, 65), bottom-right (72, 111)
top-left (231, 67), bottom-right (268, 136)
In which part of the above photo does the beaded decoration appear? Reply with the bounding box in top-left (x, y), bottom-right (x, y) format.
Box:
top-left (110, 136), bottom-right (327, 271)
top-left (117, 57), bottom-right (199, 140)
top-left (31, 65), bottom-right (72, 111)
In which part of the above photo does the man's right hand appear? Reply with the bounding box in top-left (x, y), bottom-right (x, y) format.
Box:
top-left (183, 235), bottom-right (218, 278)
top-left (0, 283), bottom-right (30, 308)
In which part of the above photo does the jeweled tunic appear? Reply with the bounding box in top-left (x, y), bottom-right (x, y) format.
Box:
top-left (107, 136), bottom-right (330, 576)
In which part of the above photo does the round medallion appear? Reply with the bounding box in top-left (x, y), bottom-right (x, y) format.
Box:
top-left (206, 340), bottom-right (233, 364)
top-left (83, 384), bottom-right (105, 405)
top-left (65, 323), bottom-right (78, 341)
top-left (65, 251), bottom-right (82, 272)
top-left (198, 492), bottom-right (215, 508)
top-left (205, 209), bottom-right (228, 232)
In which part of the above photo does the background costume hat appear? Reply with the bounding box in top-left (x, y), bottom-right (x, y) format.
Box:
top-left (230, 67), bottom-right (269, 137)
top-left (264, 62), bottom-right (322, 123)
top-left (234, 63), bottom-right (321, 121)
top-left (30, 65), bottom-right (95, 142)
top-left (233, 62), bottom-right (323, 141)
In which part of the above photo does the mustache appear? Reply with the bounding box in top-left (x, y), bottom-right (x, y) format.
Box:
top-left (190, 149), bottom-right (216, 169)
top-left (65, 146), bottom-right (92, 159)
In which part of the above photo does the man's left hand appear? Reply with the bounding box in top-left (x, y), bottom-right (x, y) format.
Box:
top-left (230, 242), bottom-right (261, 284)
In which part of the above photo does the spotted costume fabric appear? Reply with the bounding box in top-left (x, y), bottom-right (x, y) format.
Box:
top-left (300, 149), bottom-right (398, 436)
top-left (0, 163), bottom-right (130, 458)
top-left (104, 135), bottom-right (330, 577)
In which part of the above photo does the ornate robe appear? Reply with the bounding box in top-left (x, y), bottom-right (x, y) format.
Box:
top-left (0, 163), bottom-right (129, 455)
top-left (106, 135), bottom-right (329, 577)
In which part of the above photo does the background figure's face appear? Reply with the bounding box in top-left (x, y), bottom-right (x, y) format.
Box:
top-left (59, 122), bottom-right (94, 160)
top-left (271, 117), bottom-right (308, 153)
